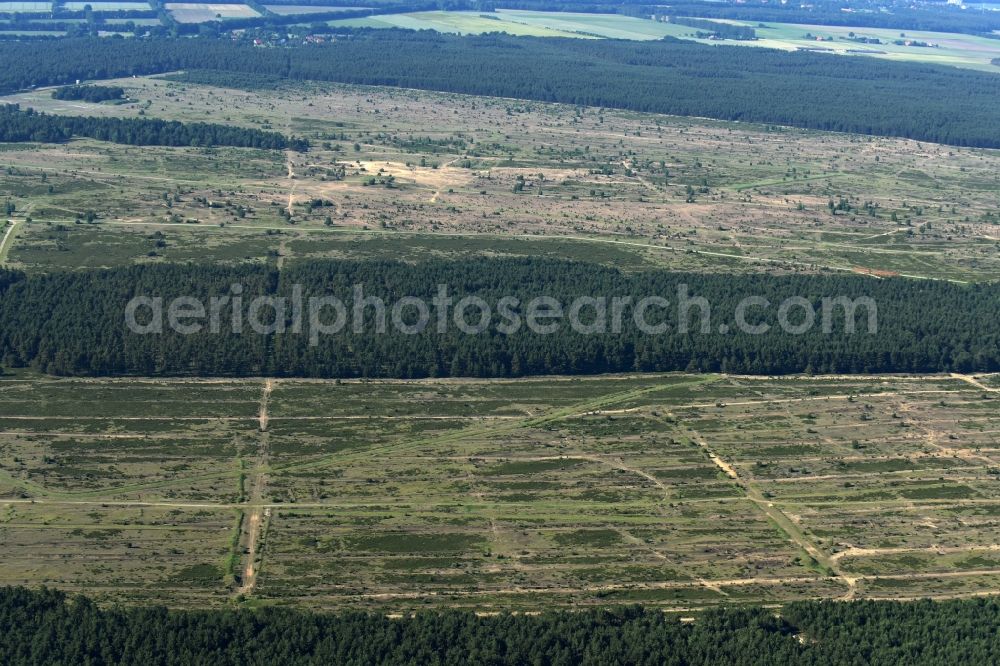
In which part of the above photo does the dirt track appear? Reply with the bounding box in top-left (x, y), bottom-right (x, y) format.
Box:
top-left (236, 379), bottom-right (274, 597)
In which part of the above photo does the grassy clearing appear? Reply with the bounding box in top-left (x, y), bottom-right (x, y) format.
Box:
top-left (0, 502), bottom-right (235, 606)
top-left (3, 77), bottom-right (998, 281)
top-left (1, 372), bottom-right (997, 609)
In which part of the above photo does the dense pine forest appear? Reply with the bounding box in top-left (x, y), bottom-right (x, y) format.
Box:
top-left (1, 587), bottom-right (999, 665)
top-left (51, 85), bottom-right (125, 103)
top-left (0, 104), bottom-right (308, 150)
top-left (1, 258), bottom-right (997, 377)
top-left (2, 33), bottom-right (1000, 148)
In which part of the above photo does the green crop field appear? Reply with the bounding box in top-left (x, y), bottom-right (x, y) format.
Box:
top-left (327, 10), bottom-right (1000, 72)
top-left (1, 371), bottom-right (997, 610)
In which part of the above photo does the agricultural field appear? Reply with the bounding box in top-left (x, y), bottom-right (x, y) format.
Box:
top-left (63, 1), bottom-right (151, 9)
top-left (466, 9), bottom-right (693, 40)
top-left (0, 371), bottom-right (997, 609)
top-left (725, 19), bottom-right (1000, 73)
top-left (101, 17), bottom-right (160, 24)
top-left (328, 10), bottom-right (680, 39)
top-left (327, 10), bottom-right (1000, 72)
top-left (2, 76), bottom-right (999, 282)
top-left (0, 30), bottom-right (64, 35)
top-left (0, 1), bottom-right (51, 11)
top-left (264, 4), bottom-right (364, 15)
top-left (165, 2), bottom-right (259, 22)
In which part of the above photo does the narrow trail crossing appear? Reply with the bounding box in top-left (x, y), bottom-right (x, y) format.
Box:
top-left (237, 379), bottom-right (274, 597)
